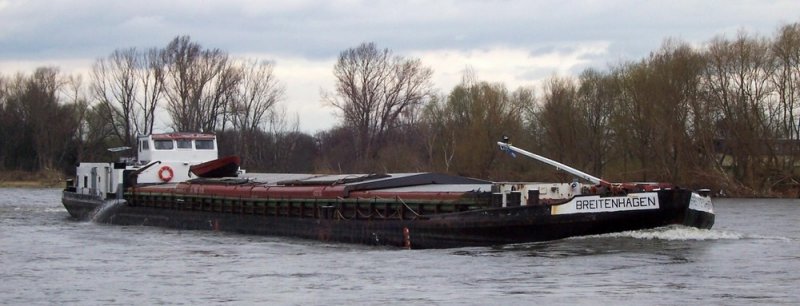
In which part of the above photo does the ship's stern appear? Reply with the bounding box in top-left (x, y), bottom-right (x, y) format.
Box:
top-left (62, 190), bottom-right (104, 220)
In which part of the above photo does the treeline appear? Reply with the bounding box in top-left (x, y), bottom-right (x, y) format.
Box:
top-left (318, 24), bottom-right (800, 196)
top-left (2, 23), bottom-right (800, 196)
top-left (0, 36), bottom-right (315, 174)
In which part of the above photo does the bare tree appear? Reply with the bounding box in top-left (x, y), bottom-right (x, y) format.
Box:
top-left (420, 76), bottom-right (526, 178)
top-left (230, 60), bottom-right (283, 133)
top-left (419, 95), bottom-right (456, 172)
top-left (163, 35), bottom-right (236, 133)
top-left (537, 76), bottom-right (584, 166)
top-left (229, 59), bottom-right (284, 166)
top-left (770, 23), bottom-right (800, 187)
top-left (615, 40), bottom-right (705, 183)
top-left (325, 42), bottom-right (433, 163)
top-left (652, 41), bottom-right (706, 182)
top-left (2, 68), bottom-right (75, 171)
top-left (703, 31), bottom-right (776, 191)
top-left (138, 47), bottom-right (166, 135)
top-left (162, 36), bottom-right (200, 132)
top-left (90, 48), bottom-right (139, 147)
top-left (0, 74), bottom-right (5, 102)
top-left (0, 74), bottom-right (7, 169)
top-left (63, 74), bottom-right (89, 163)
top-left (772, 24), bottom-right (800, 140)
top-left (28, 68), bottom-right (61, 170)
top-left (576, 68), bottom-right (618, 177)
top-left (1, 74), bottom-right (31, 169)
top-left (612, 60), bottom-right (663, 181)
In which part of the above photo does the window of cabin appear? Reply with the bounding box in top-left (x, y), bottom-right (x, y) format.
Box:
top-left (195, 140), bottom-right (215, 150)
top-left (177, 139), bottom-right (192, 149)
top-left (141, 140), bottom-right (149, 150)
top-left (154, 140), bottom-right (174, 150)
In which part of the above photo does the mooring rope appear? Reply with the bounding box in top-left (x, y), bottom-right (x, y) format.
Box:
top-left (335, 209), bottom-right (348, 220)
top-left (397, 196), bottom-right (421, 218)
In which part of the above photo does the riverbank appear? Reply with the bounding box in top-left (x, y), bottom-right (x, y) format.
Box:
top-left (0, 170), bottom-right (64, 188)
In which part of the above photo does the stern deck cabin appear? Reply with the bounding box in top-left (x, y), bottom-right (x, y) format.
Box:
top-left (72, 133), bottom-right (219, 198)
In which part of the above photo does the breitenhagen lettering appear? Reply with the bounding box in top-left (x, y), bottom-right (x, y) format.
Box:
top-left (551, 192), bottom-right (660, 215)
top-left (574, 196), bottom-right (657, 210)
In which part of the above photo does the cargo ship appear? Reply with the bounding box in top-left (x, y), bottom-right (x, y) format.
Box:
top-left (62, 133), bottom-right (714, 249)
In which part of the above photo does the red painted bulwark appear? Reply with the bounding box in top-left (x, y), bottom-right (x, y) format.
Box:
top-left (151, 132), bottom-right (216, 140)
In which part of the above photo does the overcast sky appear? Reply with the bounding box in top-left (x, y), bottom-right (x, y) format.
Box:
top-left (1, 0), bottom-right (798, 132)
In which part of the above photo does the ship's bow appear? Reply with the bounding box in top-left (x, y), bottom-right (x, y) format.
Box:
top-left (683, 191), bottom-right (715, 229)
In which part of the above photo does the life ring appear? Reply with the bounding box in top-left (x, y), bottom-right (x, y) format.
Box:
top-left (158, 166), bottom-right (174, 182)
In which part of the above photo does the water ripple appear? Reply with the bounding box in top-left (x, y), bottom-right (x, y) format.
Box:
top-left (1, 189), bottom-right (799, 305)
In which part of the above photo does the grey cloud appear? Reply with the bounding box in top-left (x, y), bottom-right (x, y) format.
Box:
top-left (0, 0), bottom-right (798, 64)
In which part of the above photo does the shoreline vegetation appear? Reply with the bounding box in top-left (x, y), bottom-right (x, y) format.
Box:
top-left (0, 170), bottom-right (64, 188)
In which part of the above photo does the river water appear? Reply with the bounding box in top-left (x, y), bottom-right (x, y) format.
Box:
top-left (1, 188), bottom-right (798, 305)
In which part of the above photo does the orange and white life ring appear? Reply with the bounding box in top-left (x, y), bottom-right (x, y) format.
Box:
top-left (158, 166), bottom-right (174, 182)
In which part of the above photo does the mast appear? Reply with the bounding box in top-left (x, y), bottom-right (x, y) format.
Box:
top-left (497, 138), bottom-right (610, 186)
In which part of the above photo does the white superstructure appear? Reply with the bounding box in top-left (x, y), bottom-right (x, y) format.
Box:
top-left (73, 133), bottom-right (219, 198)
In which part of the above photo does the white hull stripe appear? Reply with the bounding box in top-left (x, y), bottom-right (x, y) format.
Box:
top-left (551, 192), bottom-right (660, 215)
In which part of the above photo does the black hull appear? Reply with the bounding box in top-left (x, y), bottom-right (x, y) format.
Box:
top-left (62, 192), bottom-right (106, 219)
top-left (62, 189), bottom-right (714, 249)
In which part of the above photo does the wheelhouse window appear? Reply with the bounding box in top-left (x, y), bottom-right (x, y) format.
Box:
top-left (140, 140), bottom-right (149, 150)
top-left (154, 140), bottom-right (174, 150)
top-left (195, 140), bottom-right (215, 150)
top-left (176, 139), bottom-right (192, 149)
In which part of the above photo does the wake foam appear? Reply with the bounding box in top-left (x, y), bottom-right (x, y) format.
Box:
top-left (90, 200), bottom-right (124, 222)
top-left (578, 225), bottom-right (744, 241)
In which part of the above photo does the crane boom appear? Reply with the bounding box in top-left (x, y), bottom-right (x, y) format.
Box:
top-left (497, 141), bottom-right (609, 186)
